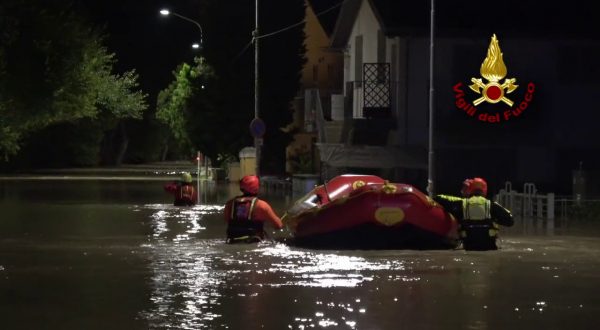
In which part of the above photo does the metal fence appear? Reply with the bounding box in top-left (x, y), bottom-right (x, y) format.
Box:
top-left (555, 196), bottom-right (600, 220)
top-left (494, 182), bottom-right (555, 220)
top-left (494, 181), bottom-right (600, 224)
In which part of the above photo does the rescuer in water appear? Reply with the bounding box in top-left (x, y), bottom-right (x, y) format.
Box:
top-left (434, 177), bottom-right (514, 250)
top-left (164, 172), bottom-right (197, 206)
top-left (223, 175), bottom-right (284, 243)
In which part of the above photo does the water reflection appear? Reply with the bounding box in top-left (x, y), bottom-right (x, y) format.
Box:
top-left (2, 179), bottom-right (599, 329)
top-left (140, 203), bottom-right (227, 329)
top-left (136, 206), bottom-right (600, 330)
top-left (140, 204), bottom-right (451, 329)
top-left (141, 204), bottom-right (223, 240)
top-left (259, 244), bottom-right (408, 288)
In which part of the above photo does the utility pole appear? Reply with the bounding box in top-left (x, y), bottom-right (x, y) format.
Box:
top-left (196, 151), bottom-right (201, 205)
top-left (254, 0), bottom-right (261, 177)
top-left (427, 0), bottom-right (436, 197)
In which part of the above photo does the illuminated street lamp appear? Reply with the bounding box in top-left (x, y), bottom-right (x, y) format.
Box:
top-left (160, 8), bottom-right (206, 202)
top-left (254, 0), bottom-right (261, 176)
top-left (159, 9), bottom-right (204, 49)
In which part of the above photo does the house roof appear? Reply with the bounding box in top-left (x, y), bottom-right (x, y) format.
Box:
top-left (331, 0), bottom-right (600, 48)
top-left (330, 0), bottom-right (361, 49)
top-left (306, 0), bottom-right (344, 37)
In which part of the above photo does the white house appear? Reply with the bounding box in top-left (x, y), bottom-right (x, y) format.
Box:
top-left (314, 0), bottom-right (600, 195)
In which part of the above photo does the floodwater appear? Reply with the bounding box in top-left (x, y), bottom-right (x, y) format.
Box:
top-left (1, 178), bottom-right (599, 330)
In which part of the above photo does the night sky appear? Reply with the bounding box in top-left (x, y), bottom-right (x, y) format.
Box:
top-left (73, 0), bottom-right (207, 101)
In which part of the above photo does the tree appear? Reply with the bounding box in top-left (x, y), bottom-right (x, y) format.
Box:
top-left (156, 57), bottom-right (215, 159)
top-left (0, 0), bottom-right (147, 165)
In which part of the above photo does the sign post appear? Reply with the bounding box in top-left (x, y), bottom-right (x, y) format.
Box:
top-left (249, 118), bottom-right (266, 176)
top-left (196, 151), bottom-right (202, 205)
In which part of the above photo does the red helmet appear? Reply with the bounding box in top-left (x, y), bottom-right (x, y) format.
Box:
top-left (466, 177), bottom-right (488, 197)
top-left (460, 179), bottom-right (473, 197)
top-left (240, 175), bottom-right (260, 195)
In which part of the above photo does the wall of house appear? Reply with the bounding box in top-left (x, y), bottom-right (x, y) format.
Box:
top-left (348, 0), bottom-right (380, 80)
top-left (346, 0), bottom-right (381, 118)
top-left (423, 36), bottom-right (600, 194)
top-left (301, 1), bottom-right (343, 93)
top-left (287, 1), bottom-right (344, 175)
top-left (388, 37), bottom-right (409, 146)
top-left (343, 1), bottom-right (426, 146)
top-left (404, 37), bottom-right (430, 147)
top-left (336, 0), bottom-right (600, 194)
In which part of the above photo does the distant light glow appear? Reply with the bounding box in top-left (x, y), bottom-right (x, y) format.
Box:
top-left (159, 9), bottom-right (170, 15)
top-left (192, 43), bottom-right (200, 49)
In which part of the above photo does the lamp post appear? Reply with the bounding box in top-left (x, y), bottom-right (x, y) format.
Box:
top-left (427, 0), bottom-right (436, 197)
top-left (160, 8), bottom-right (205, 203)
top-left (159, 9), bottom-right (204, 49)
top-left (196, 151), bottom-right (201, 204)
top-left (253, 0), bottom-right (261, 177)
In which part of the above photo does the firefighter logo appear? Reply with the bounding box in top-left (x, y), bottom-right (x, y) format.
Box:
top-left (469, 34), bottom-right (517, 106)
top-left (453, 34), bottom-right (536, 123)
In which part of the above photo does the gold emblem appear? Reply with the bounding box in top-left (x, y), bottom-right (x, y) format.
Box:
top-left (374, 207), bottom-right (405, 226)
top-left (381, 181), bottom-right (397, 194)
top-left (352, 180), bottom-right (366, 190)
top-left (469, 34), bottom-right (518, 106)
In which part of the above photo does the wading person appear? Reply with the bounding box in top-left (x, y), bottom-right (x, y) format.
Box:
top-left (223, 175), bottom-right (283, 243)
top-left (434, 177), bottom-right (514, 250)
top-left (164, 172), bottom-right (197, 206)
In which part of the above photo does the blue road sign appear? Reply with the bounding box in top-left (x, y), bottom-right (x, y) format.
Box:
top-left (249, 118), bottom-right (266, 138)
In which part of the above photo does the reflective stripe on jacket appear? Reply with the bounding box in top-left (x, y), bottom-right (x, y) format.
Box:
top-left (179, 185), bottom-right (195, 203)
top-left (462, 196), bottom-right (491, 220)
top-left (461, 196), bottom-right (497, 240)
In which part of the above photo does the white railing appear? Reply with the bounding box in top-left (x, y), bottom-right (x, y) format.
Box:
top-left (305, 88), bottom-right (327, 143)
top-left (494, 182), bottom-right (555, 220)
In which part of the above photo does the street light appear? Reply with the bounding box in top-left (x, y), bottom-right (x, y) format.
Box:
top-left (159, 9), bottom-right (204, 49)
top-left (254, 0), bottom-right (261, 176)
top-left (160, 8), bottom-right (205, 203)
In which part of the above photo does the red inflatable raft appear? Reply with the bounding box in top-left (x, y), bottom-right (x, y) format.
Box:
top-left (283, 174), bottom-right (459, 249)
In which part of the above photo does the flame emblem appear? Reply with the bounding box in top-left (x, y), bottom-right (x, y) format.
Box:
top-left (469, 34), bottom-right (518, 106)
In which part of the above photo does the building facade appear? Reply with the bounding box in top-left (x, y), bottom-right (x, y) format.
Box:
top-left (308, 0), bottom-right (600, 196)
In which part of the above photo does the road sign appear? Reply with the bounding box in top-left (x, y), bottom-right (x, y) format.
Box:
top-left (249, 118), bottom-right (266, 138)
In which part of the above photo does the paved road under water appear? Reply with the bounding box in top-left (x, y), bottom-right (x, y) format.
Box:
top-left (1, 179), bottom-right (599, 329)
